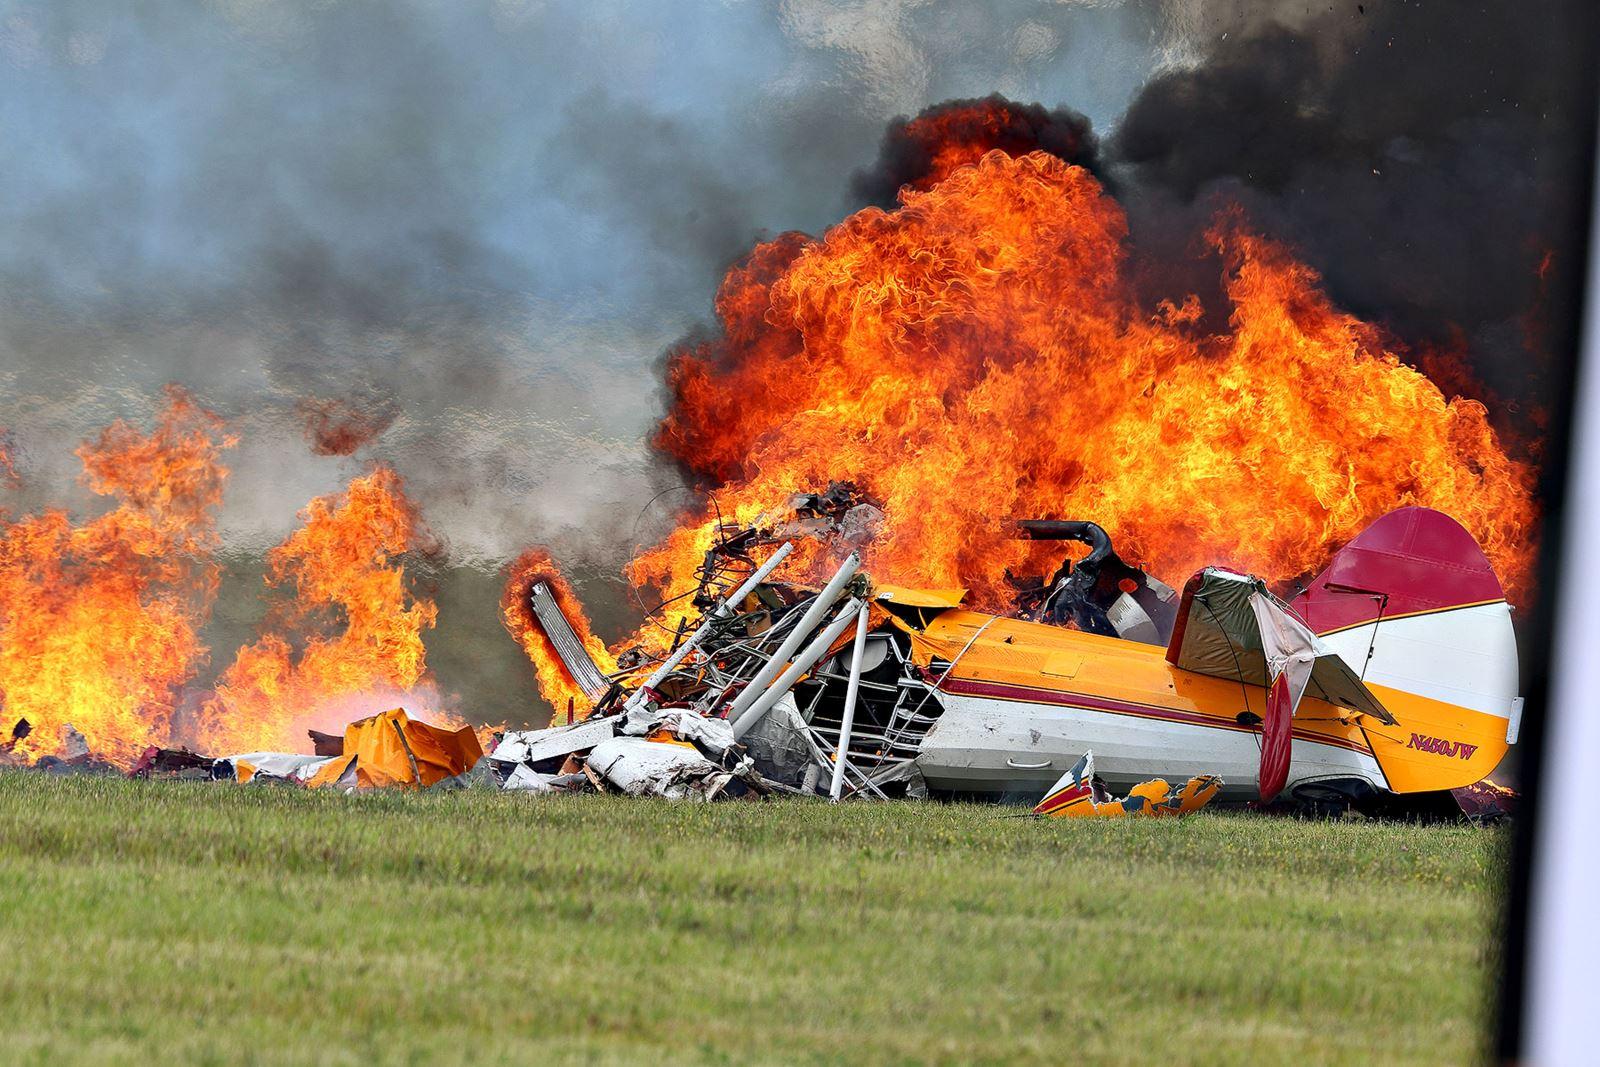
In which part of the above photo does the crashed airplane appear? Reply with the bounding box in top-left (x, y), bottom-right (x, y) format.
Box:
top-left (503, 503), bottom-right (1519, 814)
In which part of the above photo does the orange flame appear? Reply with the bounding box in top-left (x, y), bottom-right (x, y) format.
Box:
top-left (893, 97), bottom-right (1092, 192)
top-left (637, 151), bottom-right (1537, 629)
top-left (298, 395), bottom-right (399, 456)
top-left (193, 466), bottom-right (450, 753)
top-left (0, 387), bottom-right (234, 765)
top-left (501, 548), bottom-right (617, 718)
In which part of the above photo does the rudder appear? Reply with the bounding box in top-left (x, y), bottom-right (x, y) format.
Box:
top-left (1290, 507), bottom-right (1520, 792)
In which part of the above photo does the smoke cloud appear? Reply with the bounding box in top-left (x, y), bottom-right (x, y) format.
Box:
top-left (851, 94), bottom-right (1102, 207)
top-left (1108, 0), bottom-right (1597, 436)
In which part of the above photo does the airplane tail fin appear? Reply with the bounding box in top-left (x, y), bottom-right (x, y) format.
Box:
top-left (1290, 507), bottom-right (1521, 793)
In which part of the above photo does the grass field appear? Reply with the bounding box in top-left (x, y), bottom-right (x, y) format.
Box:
top-left (0, 772), bottom-right (1505, 1065)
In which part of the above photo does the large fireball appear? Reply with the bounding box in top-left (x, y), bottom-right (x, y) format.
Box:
top-left (629, 151), bottom-right (1534, 641)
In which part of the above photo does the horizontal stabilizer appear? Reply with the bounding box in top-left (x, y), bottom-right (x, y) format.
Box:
top-left (1167, 567), bottom-right (1393, 799)
top-left (1166, 568), bottom-right (1392, 725)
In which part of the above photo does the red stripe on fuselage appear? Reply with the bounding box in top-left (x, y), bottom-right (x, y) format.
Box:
top-left (935, 676), bottom-right (1373, 756)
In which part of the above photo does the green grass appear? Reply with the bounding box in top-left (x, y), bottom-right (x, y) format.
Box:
top-left (0, 773), bottom-right (1505, 1066)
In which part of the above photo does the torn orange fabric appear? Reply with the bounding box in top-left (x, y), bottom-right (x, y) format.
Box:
top-left (305, 708), bottom-right (481, 790)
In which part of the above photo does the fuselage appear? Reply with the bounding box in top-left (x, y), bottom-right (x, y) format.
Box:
top-left (909, 609), bottom-right (1386, 799)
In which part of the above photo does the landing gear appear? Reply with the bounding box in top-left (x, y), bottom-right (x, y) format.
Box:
top-left (1290, 778), bottom-right (1378, 818)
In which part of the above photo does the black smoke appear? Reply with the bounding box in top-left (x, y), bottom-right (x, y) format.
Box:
top-left (840, 5), bottom-right (1596, 448)
top-left (1108, 1), bottom-right (1599, 442)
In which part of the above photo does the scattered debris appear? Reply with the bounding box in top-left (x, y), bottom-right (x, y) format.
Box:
top-left (586, 736), bottom-right (764, 800)
top-left (0, 717), bottom-right (30, 758)
top-left (129, 746), bottom-right (215, 780)
top-left (20, 723), bottom-right (120, 775)
top-left (296, 708), bottom-right (482, 790)
top-left (488, 714), bottom-right (619, 775)
top-left (777, 481), bottom-right (883, 547)
top-left (498, 765), bottom-right (589, 794)
top-left (217, 751), bottom-right (337, 785)
top-left (483, 705), bottom-right (772, 801)
top-left (61, 724), bottom-right (89, 761)
top-left (308, 729), bottom-right (344, 757)
top-left (1032, 751), bottom-right (1221, 818)
top-left (118, 709), bottom-right (484, 792)
top-left (0, 717), bottom-right (30, 768)
top-left (1451, 779), bottom-right (1517, 822)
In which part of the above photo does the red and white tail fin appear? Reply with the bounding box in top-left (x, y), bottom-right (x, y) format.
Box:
top-left (1291, 507), bottom-right (1521, 792)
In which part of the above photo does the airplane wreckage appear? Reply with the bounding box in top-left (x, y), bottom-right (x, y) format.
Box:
top-left (39, 490), bottom-right (1516, 820)
top-left (487, 492), bottom-right (1522, 819)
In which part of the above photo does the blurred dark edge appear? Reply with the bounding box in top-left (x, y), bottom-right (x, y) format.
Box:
top-left (1496, 11), bottom-right (1600, 1061)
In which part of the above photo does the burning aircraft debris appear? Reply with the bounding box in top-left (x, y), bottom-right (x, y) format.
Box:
top-left (482, 125), bottom-right (1532, 818)
top-left (492, 500), bottom-right (1519, 817)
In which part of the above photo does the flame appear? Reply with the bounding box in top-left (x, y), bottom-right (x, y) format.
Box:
top-left (0, 387), bottom-right (234, 766)
top-left (193, 466), bottom-right (449, 753)
top-left (2, 402), bottom-right (492, 762)
top-left (890, 96), bottom-right (1093, 193)
top-left (501, 547), bottom-right (617, 717)
top-left (636, 151), bottom-right (1537, 630)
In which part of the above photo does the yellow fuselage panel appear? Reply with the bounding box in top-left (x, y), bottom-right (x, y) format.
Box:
top-left (917, 610), bottom-right (1372, 757)
top-left (1357, 683), bottom-right (1510, 791)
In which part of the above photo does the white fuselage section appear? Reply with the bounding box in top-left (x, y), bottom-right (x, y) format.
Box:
top-left (1317, 602), bottom-right (1520, 725)
top-left (914, 691), bottom-right (1388, 800)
